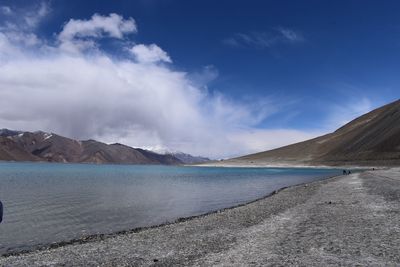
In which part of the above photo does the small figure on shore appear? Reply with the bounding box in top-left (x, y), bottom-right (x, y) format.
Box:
top-left (343, 170), bottom-right (347, 175)
top-left (348, 170), bottom-right (352, 175)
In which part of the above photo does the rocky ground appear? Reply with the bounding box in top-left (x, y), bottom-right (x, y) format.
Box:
top-left (1, 168), bottom-right (400, 266)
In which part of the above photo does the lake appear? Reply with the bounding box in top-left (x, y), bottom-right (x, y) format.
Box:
top-left (0, 162), bottom-right (341, 255)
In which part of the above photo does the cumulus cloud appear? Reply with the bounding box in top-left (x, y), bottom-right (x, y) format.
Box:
top-left (224, 27), bottom-right (304, 49)
top-left (0, 52), bottom-right (284, 157)
top-left (58, 13), bottom-right (137, 53)
top-left (59, 13), bottom-right (136, 41)
top-left (0, 1), bottom-right (50, 50)
top-left (130, 44), bottom-right (172, 63)
top-left (0, 5), bottom-right (320, 158)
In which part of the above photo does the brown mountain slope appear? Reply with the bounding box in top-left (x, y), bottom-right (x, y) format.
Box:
top-left (227, 99), bottom-right (400, 166)
top-left (11, 132), bottom-right (84, 162)
top-left (80, 141), bottom-right (157, 164)
top-left (0, 136), bottom-right (40, 162)
top-left (0, 131), bottom-right (182, 165)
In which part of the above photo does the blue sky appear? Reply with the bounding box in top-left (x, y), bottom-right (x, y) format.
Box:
top-left (0, 0), bottom-right (398, 157)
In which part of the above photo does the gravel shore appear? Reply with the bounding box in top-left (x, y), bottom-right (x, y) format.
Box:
top-left (1, 168), bottom-right (400, 266)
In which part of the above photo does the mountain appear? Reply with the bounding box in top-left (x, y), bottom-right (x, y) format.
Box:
top-left (218, 99), bottom-right (400, 167)
top-left (0, 136), bottom-right (40, 162)
top-left (0, 129), bottom-right (22, 137)
top-left (0, 130), bottom-right (182, 165)
top-left (3, 99), bottom-right (399, 166)
top-left (167, 152), bottom-right (210, 164)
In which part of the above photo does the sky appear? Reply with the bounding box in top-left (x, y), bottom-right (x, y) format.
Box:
top-left (0, 0), bottom-right (398, 158)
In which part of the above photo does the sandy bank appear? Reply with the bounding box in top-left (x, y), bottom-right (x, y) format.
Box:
top-left (1, 169), bottom-right (400, 266)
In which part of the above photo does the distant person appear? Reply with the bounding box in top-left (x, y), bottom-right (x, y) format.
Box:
top-left (348, 170), bottom-right (352, 175)
top-left (0, 201), bottom-right (3, 223)
top-left (343, 170), bottom-right (347, 175)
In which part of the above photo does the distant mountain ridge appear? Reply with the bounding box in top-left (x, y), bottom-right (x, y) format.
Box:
top-left (0, 129), bottom-right (22, 137)
top-left (166, 152), bottom-right (210, 164)
top-left (0, 130), bottom-right (187, 165)
top-left (216, 99), bottom-right (400, 167)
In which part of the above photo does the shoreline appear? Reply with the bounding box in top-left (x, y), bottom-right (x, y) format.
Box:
top-left (192, 163), bottom-right (371, 169)
top-left (193, 161), bottom-right (383, 169)
top-left (1, 171), bottom-right (343, 258)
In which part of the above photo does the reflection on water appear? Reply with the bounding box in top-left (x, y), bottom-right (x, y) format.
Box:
top-left (0, 162), bottom-right (340, 254)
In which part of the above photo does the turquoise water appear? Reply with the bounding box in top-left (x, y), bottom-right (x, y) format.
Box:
top-left (0, 162), bottom-right (341, 255)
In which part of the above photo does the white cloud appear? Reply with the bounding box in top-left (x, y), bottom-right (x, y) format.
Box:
top-left (0, 52), bottom-right (278, 158)
top-left (0, 10), bottom-right (320, 158)
top-left (24, 1), bottom-right (50, 29)
top-left (0, 33), bottom-right (19, 56)
top-left (276, 27), bottom-right (304, 42)
top-left (0, 2), bottom-right (50, 50)
top-left (58, 13), bottom-right (136, 53)
top-left (224, 27), bottom-right (305, 48)
top-left (189, 65), bottom-right (219, 87)
top-left (130, 44), bottom-right (172, 63)
top-left (3, 31), bottom-right (41, 46)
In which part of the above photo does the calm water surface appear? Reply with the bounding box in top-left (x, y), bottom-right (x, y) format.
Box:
top-left (0, 162), bottom-right (341, 254)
